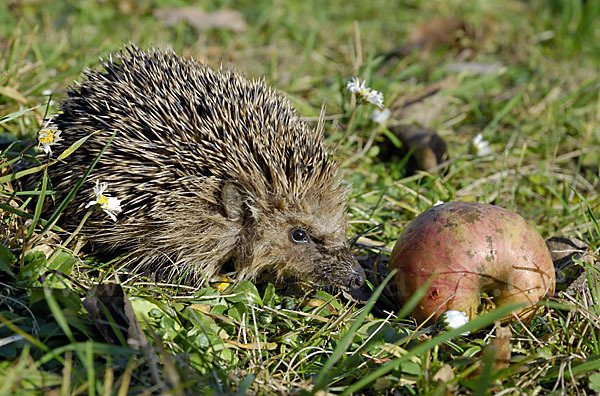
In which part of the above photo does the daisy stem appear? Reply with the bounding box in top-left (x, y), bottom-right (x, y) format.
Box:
top-left (333, 104), bottom-right (358, 154)
top-left (63, 209), bottom-right (94, 248)
top-left (47, 209), bottom-right (94, 265)
top-left (341, 124), bottom-right (382, 168)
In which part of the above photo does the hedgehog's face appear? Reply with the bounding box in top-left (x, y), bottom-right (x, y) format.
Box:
top-left (248, 202), bottom-right (366, 290)
top-left (222, 180), bottom-right (365, 288)
top-left (281, 223), bottom-right (366, 289)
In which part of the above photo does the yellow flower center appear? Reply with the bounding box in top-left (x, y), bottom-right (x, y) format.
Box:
top-left (39, 130), bottom-right (55, 144)
top-left (98, 195), bottom-right (108, 207)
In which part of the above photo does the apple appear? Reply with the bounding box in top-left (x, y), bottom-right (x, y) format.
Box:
top-left (391, 202), bottom-right (555, 324)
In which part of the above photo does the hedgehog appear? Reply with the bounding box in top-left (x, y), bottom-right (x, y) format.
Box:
top-left (43, 46), bottom-right (366, 289)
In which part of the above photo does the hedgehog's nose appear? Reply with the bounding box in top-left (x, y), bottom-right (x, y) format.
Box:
top-left (348, 265), bottom-right (366, 289)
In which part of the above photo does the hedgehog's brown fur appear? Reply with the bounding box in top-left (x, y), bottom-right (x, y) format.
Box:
top-left (46, 46), bottom-right (365, 289)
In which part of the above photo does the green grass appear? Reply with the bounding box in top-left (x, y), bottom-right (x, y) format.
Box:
top-left (1, 0), bottom-right (600, 394)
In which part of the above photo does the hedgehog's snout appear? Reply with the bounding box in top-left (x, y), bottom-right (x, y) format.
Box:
top-left (347, 268), bottom-right (366, 289)
top-left (346, 258), bottom-right (366, 289)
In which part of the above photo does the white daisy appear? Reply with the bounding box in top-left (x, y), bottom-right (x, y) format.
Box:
top-left (365, 90), bottom-right (384, 108)
top-left (85, 180), bottom-right (122, 222)
top-left (371, 107), bottom-right (391, 124)
top-left (472, 133), bottom-right (492, 157)
top-left (37, 119), bottom-right (61, 156)
top-left (347, 77), bottom-right (385, 108)
top-left (346, 77), bottom-right (366, 95)
top-left (438, 310), bottom-right (470, 336)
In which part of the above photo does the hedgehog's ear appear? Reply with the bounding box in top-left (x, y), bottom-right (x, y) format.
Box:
top-left (222, 181), bottom-right (245, 222)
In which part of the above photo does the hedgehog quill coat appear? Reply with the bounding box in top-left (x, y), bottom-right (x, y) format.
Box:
top-left (47, 47), bottom-right (365, 289)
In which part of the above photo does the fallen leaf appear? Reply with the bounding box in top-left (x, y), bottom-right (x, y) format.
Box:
top-left (432, 364), bottom-right (457, 394)
top-left (381, 15), bottom-right (497, 62)
top-left (154, 7), bottom-right (247, 33)
top-left (432, 364), bottom-right (454, 383)
top-left (406, 17), bottom-right (467, 52)
top-left (83, 283), bottom-right (149, 350)
top-left (469, 322), bottom-right (511, 383)
top-left (490, 321), bottom-right (511, 370)
top-left (381, 17), bottom-right (467, 60)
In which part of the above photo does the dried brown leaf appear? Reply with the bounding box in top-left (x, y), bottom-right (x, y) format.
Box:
top-left (381, 15), bottom-right (497, 64)
top-left (491, 321), bottom-right (511, 370)
top-left (154, 7), bottom-right (247, 33)
top-left (406, 17), bottom-right (467, 52)
top-left (432, 364), bottom-right (457, 394)
top-left (83, 283), bottom-right (148, 350)
top-left (432, 364), bottom-right (454, 383)
top-left (470, 322), bottom-right (511, 382)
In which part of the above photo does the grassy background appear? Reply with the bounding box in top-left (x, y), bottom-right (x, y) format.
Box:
top-left (1, 0), bottom-right (600, 394)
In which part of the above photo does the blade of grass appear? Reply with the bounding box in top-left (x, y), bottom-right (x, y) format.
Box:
top-left (0, 154), bottom-right (28, 169)
top-left (0, 105), bottom-right (41, 124)
top-left (56, 132), bottom-right (98, 161)
top-left (102, 367), bottom-right (114, 396)
top-left (236, 374), bottom-right (255, 396)
top-left (44, 287), bottom-right (75, 343)
top-left (0, 311), bottom-right (50, 354)
top-left (0, 344), bottom-right (30, 394)
top-left (36, 342), bottom-right (134, 368)
top-left (311, 271), bottom-right (395, 393)
top-left (61, 350), bottom-right (72, 396)
top-left (24, 166), bottom-right (48, 241)
top-left (0, 162), bottom-right (53, 184)
top-left (85, 341), bottom-right (96, 396)
top-left (6, 190), bottom-right (57, 196)
top-left (340, 303), bottom-right (524, 395)
top-left (474, 346), bottom-right (496, 396)
top-left (482, 91), bottom-right (523, 135)
top-left (0, 202), bottom-right (65, 231)
top-left (117, 358), bottom-right (137, 396)
top-left (544, 356), bottom-right (600, 381)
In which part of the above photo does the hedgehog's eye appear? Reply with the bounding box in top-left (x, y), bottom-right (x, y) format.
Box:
top-left (290, 228), bottom-right (310, 244)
